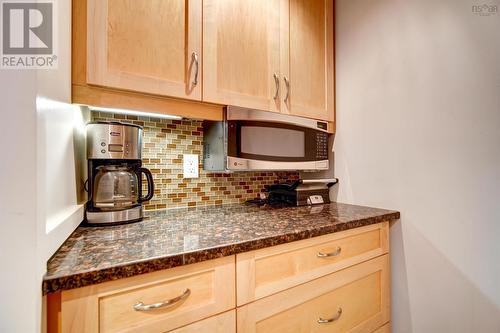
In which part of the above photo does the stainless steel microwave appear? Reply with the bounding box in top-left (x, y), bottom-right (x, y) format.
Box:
top-left (203, 106), bottom-right (331, 171)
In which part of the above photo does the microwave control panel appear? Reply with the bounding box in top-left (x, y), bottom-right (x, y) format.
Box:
top-left (315, 132), bottom-right (329, 160)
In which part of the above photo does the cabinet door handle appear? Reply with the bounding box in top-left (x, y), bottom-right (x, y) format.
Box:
top-left (133, 289), bottom-right (191, 311)
top-left (191, 52), bottom-right (199, 86)
top-left (283, 76), bottom-right (290, 104)
top-left (317, 246), bottom-right (341, 258)
top-left (273, 73), bottom-right (280, 100)
top-left (318, 307), bottom-right (342, 324)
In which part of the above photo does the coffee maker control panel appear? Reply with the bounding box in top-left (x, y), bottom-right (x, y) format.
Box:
top-left (87, 122), bottom-right (142, 160)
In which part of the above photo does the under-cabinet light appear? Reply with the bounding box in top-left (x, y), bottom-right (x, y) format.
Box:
top-left (87, 105), bottom-right (183, 120)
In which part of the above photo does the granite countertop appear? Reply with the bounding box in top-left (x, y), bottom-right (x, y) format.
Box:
top-left (43, 202), bottom-right (400, 294)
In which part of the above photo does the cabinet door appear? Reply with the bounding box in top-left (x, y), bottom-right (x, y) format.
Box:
top-left (237, 255), bottom-right (390, 333)
top-left (281, 0), bottom-right (334, 121)
top-left (61, 256), bottom-right (235, 333)
top-left (203, 0), bottom-right (281, 112)
top-left (169, 310), bottom-right (235, 333)
top-left (87, 0), bottom-right (202, 100)
top-left (237, 223), bottom-right (389, 306)
top-left (372, 323), bottom-right (391, 333)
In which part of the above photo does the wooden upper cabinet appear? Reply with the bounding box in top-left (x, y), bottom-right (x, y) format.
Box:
top-left (203, 0), bottom-right (281, 112)
top-left (281, 0), bottom-right (334, 122)
top-left (203, 0), bottom-right (334, 122)
top-left (86, 0), bottom-right (202, 100)
top-left (76, 0), bottom-right (333, 122)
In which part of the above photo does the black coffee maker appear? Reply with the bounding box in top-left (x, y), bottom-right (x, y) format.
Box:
top-left (85, 121), bottom-right (154, 225)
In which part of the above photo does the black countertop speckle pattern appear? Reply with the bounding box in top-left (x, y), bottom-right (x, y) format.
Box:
top-left (43, 202), bottom-right (399, 294)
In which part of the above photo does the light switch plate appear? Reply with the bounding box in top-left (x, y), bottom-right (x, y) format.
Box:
top-left (183, 154), bottom-right (199, 178)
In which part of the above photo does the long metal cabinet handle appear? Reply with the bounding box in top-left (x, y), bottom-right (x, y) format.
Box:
top-left (318, 307), bottom-right (343, 324)
top-left (191, 52), bottom-right (199, 86)
top-left (273, 73), bottom-right (280, 100)
top-left (317, 246), bottom-right (342, 258)
top-left (133, 289), bottom-right (191, 311)
top-left (283, 76), bottom-right (290, 104)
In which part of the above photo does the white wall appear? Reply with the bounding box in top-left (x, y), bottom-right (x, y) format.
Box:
top-left (0, 71), bottom-right (39, 333)
top-left (334, 0), bottom-right (500, 332)
top-left (0, 0), bottom-right (86, 332)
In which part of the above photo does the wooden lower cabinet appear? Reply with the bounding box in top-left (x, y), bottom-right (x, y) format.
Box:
top-left (170, 310), bottom-right (236, 333)
top-left (61, 256), bottom-right (235, 333)
top-left (372, 323), bottom-right (391, 333)
top-left (53, 223), bottom-right (390, 333)
top-left (237, 222), bottom-right (389, 305)
top-left (237, 255), bottom-right (390, 333)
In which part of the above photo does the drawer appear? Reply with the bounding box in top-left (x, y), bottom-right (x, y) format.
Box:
top-left (237, 255), bottom-right (390, 333)
top-left (61, 256), bottom-right (235, 333)
top-left (237, 222), bottom-right (389, 305)
top-left (169, 310), bottom-right (235, 333)
top-left (372, 323), bottom-right (391, 333)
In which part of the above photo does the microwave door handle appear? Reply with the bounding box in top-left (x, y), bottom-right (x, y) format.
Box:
top-left (226, 106), bottom-right (330, 133)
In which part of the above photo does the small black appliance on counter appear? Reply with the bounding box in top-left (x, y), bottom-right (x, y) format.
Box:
top-left (247, 178), bottom-right (338, 207)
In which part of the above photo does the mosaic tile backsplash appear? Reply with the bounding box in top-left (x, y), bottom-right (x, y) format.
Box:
top-left (91, 112), bottom-right (300, 210)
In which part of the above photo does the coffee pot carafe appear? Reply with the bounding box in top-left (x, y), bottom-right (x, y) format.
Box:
top-left (92, 165), bottom-right (153, 210)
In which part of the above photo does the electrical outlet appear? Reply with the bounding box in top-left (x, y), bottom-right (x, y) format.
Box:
top-left (183, 154), bottom-right (199, 178)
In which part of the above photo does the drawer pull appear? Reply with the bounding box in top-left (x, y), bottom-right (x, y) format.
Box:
top-left (317, 246), bottom-right (342, 258)
top-left (133, 289), bottom-right (191, 312)
top-left (318, 307), bottom-right (343, 324)
top-left (283, 76), bottom-right (290, 104)
top-left (273, 73), bottom-right (280, 100)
